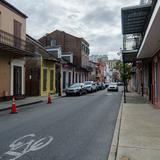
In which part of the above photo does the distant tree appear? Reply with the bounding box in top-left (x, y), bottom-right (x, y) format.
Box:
top-left (115, 61), bottom-right (131, 91)
top-left (112, 71), bottom-right (119, 82)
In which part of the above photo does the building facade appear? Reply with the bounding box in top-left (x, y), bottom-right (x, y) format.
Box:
top-left (88, 61), bottom-right (97, 81)
top-left (0, 0), bottom-right (35, 100)
top-left (39, 30), bottom-right (91, 84)
top-left (25, 35), bottom-right (57, 96)
top-left (121, 0), bottom-right (158, 107)
top-left (96, 59), bottom-right (106, 82)
top-left (45, 45), bottom-right (75, 91)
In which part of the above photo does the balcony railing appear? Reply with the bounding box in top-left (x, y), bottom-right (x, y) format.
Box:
top-left (123, 34), bottom-right (142, 52)
top-left (0, 29), bottom-right (35, 54)
top-left (81, 62), bottom-right (94, 71)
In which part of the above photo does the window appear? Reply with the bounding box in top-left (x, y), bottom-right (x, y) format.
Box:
top-left (43, 69), bottom-right (47, 91)
top-left (50, 39), bottom-right (56, 46)
top-left (14, 20), bottom-right (22, 48)
top-left (79, 74), bottom-right (81, 83)
top-left (76, 73), bottom-right (78, 83)
top-left (50, 70), bottom-right (54, 90)
top-left (14, 20), bottom-right (22, 38)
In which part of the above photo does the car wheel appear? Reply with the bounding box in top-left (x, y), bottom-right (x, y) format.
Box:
top-left (78, 91), bottom-right (82, 96)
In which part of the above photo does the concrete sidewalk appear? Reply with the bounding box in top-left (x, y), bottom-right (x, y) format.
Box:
top-left (108, 92), bottom-right (160, 160)
top-left (0, 93), bottom-right (65, 111)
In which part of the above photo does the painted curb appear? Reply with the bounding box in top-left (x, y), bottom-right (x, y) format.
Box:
top-left (107, 94), bottom-right (124, 160)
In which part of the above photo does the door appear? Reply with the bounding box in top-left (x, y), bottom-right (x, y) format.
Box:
top-left (68, 72), bottom-right (71, 87)
top-left (63, 71), bottom-right (66, 89)
top-left (50, 70), bottom-right (54, 91)
top-left (43, 69), bottom-right (47, 92)
top-left (14, 20), bottom-right (22, 48)
top-left (154, 63), bottom-right (158, 102)
top-left (14, 66), bottom-right (22, 95)
top-left (56, 65), bottom-right (60, 94)
top-left (148, 63), bottom-right (152, 101)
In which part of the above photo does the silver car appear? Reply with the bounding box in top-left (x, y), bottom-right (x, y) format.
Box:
top-left (84, 81), bottom-right (97, 93)
top-left (107, 82), bottom-right (118, 92)
top-left (65, 83), bottom-right (87, 96)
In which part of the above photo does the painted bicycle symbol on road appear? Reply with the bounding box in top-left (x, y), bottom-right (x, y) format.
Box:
top-left (0, 133), bottom-right (54, 160)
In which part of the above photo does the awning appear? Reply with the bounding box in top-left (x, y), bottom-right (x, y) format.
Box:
top-left (121, 4), bottom-right (151, 35)
top-left (137, 2), bottom-right (160, 58)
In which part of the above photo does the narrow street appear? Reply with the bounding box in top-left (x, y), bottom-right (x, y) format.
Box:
top-left (0, 89), bottom-right (122, 160)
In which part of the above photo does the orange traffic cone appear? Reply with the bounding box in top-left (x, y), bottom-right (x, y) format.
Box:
top-left (47, 93), bottom-right (52, 104)
top-left (10, 96), bottom-right (17, 114)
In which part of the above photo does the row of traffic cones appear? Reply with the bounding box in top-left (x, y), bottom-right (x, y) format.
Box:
top-left (10, 93), bottom-right (53, 114)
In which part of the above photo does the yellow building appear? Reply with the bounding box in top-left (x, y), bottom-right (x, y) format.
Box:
top-left (25, 35), bottom-right (58, 97)
top-left (40, 57), bottom-right (56, 96)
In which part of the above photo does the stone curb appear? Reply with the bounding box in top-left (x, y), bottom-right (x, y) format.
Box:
top-left (107, 95), bottom-right (124, 160)
top-left (0, 95), bottom-right (62, 112)
top-left (0, 100), bottom-right (43, 112)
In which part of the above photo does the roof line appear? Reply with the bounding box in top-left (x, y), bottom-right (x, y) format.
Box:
top-left (121, 4), bottom-right (151, 11)
top-left (0, 0), bottom-right (28, 18)
top-left (50, 30), bottom-right (89, 46)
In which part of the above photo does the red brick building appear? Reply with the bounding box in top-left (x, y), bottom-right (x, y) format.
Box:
top-left (39, 30), bottom-right (91, 82)
top-left (96, 59), bottom-right (106, 82)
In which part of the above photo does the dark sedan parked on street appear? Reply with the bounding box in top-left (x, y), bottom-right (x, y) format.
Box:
top-left (65, 83), bottom-right (87, 96)
top-left (96, 82), bottom-right (106, 90)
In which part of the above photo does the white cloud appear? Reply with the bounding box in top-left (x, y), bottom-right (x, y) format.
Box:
top-left (7, 0), bottom-right (139, 59)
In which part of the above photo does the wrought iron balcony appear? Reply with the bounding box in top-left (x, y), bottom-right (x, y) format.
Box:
top-left (123, 34), bottom-right (142, 52)
top-left (0, 29), bottom-right (35, 55)
top-left (81, 63), bottom-right (93, 71)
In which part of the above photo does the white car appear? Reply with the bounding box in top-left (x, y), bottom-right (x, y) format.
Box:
top-left (107, 82), bottom-right (118, 92)
top-left (84, 81), bottom-right (97, 92)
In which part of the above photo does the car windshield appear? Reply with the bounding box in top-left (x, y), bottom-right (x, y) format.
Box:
top-left (70, 83), bottom-right (81, 88)
top-left (109, 84), bottom-right (117, 87)
top-left (84, 81), bottom-right (92, 85)
top-left (110, 83), bottom-right (117, 85)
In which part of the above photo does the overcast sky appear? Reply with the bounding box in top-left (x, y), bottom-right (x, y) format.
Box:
top-left (8, 0), bottom-right (139, 59)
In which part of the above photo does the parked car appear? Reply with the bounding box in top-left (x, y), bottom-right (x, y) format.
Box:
top-left (65, 83), bottom-right (87, 96)
top-left (105, 82), bottom-right (110, 88)
top-left (107, 82), bottom-right (118, 92)
top-left (101, 82), bottom-right (106, 89)
top-left (97, 82), bottom-right (106, 90)
top-left (84, 81), bottom-right (97, 92)
top-left (117, 81), bottom-right (123, 86)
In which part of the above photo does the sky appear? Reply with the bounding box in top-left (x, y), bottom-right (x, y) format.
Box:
top-left (8, 0), bottom-right (139, 59)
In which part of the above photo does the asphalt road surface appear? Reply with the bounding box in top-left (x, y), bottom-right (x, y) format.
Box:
top-left (0, 89), bottom-right (122, 160)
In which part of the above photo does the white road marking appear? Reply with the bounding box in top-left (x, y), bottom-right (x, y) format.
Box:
top-left (1, 133), bottom-right (53, 160)
top-left (105, 93), bottom-right (113, 96)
